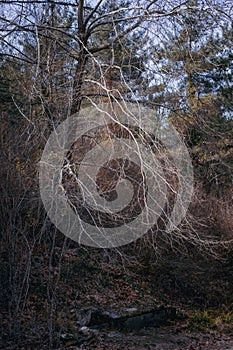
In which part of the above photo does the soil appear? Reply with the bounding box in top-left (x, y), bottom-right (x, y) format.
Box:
top-left (2, 323), bottom-right (233, 350)
top-left (96, 326), bottom-right (233, 350)
top-left (1, 247), bottom-right (233, 350)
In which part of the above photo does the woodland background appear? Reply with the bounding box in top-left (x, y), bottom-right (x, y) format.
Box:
top-left (0, 0), bottom-right (233, 349)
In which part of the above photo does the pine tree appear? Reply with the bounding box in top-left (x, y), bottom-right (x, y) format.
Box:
top-left (80, 0), bottom-right (148, 104)
top-left (149, 1), bottom-right (233, 190)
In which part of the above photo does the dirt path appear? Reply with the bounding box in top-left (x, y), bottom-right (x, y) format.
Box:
top-left (98, 326), bottom-right (233, 350)
top-left (2, 323), bottom-right (233, 349)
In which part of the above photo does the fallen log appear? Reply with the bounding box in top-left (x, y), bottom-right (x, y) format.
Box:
top-left (77, 306), bottom-right (176, 331)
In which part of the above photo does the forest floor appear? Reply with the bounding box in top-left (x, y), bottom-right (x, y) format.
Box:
top-left (2, 319), bottom-right (233, 349)
top-left (89, 326), bottom-right (233, 350)
top-left (1, 245), bottom-right (233, 349)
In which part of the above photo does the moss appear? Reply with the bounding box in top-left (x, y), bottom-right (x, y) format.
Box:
top-left (188, 308), bottom-right (233, 332)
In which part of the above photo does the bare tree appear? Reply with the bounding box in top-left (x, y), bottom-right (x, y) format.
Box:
top-left (0, 1), bottom-right (232, 348)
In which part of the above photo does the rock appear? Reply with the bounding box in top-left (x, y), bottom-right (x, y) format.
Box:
top-left (78, 326), bottom-right (99, 336)
top-left (75, 306), bottom-right (176, 331)
top-left (60, 327), bottom-right (99, 347)
top-left (79, 326), bottom-right (90, 335)
top-left (124, 307), bottom-right (138, 313)
top-left (60, 333), bottom-right (79, 346)
top-left (113, 306), bottom-right (177, 331)
top-left (60, 333), bottom-right (76, 341)
top-left (76, 308), bottom-right (93, 326)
